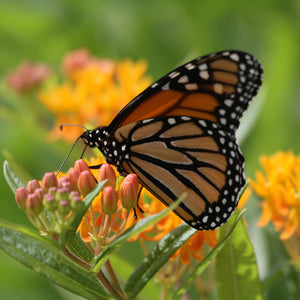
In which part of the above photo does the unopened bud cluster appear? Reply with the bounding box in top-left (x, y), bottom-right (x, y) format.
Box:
top-left (15, 169), bottom-right (85, 236)
top-left (15, 159), bottom-right (140, 245)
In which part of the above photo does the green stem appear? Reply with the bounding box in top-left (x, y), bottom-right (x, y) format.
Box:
top-left (105, 259), bottom-right (126, 298)
top-left (39, 213), bottom-right (51, 231)
top-left (95, 269), bottom-right (127, 300)
top-left (160, 283), bottom-right (169, 300)
top-left (89, 206), bottom-right (98, 237)
top-left (107, 210), bottom-right (130, 244)
top-left (63, 248), bottom-right (91, 270)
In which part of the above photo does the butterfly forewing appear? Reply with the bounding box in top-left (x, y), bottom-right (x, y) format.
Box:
top-left (115, 117), bottom-right (245, 230)
top-left (108, 50), bottom-right (263, 136)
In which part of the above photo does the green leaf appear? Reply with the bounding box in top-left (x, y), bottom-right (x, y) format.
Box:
top-left (124, 223), bottom-right (196, 299)
top-left (3, 151), bottom-right (32, 184)
top-left (0, 219), bottom-right (110, 300)
top-left (67, 233), bottom-right (94, 263)
top-left (173, 209), bottom-right (245, 300)
top-left (3, 160), bottom-right (26, 193)
top-left (62, 180), bottom-right (107, 247)
top-left (91, 194), bottom-right (186, 273)
top-left (216, 210), bottom-right (263, 300)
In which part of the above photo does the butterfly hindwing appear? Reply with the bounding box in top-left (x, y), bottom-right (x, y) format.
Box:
top-left (114, 116), bottom-right (245, 230)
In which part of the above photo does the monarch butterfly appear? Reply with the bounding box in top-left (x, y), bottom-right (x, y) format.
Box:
top-left (81, 50), bottom-right (263, 230)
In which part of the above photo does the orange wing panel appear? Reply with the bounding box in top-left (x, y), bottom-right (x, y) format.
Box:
top-left (120, 90), bottom-right (185, 127)
top-left (119, 90), bottom-right (220, 127)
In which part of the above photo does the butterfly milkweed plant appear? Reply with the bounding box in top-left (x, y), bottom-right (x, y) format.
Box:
top-left (2, 49), bottom-right (263, 300)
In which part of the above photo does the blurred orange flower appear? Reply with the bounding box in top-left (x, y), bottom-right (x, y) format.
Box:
top-left (38, 49), bottom-right (152, 142)
top-left (251, 151), bottom-right (300, 240)
top-left (136, 188), bottom-right (250, 265)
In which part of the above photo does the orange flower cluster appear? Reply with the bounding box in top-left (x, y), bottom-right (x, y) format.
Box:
top-left (251, 151), bottom-right (300, 240)
top-left (38, 49), bottom-right (152, 141)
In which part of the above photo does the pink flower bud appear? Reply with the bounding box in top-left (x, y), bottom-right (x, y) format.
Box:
top-left (58, 199), bottom-right (70, 216)
top-left (74, 159), bottom-right (90, 174)
top-left (26, 179), bottom-right (41, 193)
top-left (101, 186), bottom-right (118, 215)
top-left (34, 188), bottom-right (44, 201)
top-left (120, 175), bottom-right (139, 210)
top-left (15, 187), bottom-right (29, 210)
top-left (124, 174), bottom-right (139, 191)
top-left (61, 180), bottom-right (72, 191)
top-left (43, 193), bottom-right (57, 211)
top-left (42, 172), bottom-right (58, 191)
top-left (26, 193), bottom-right (43, 215)
top-left (98, 164), bottom-right (116, 187)
top-left (58, 176), bottom-right (70, 188)
top-left (67, 169), bottom-right (80, 191)
top-left (69, 190), bottom-right (81, 200)
top-left (78, 170), bottom-right (97, 197)
top-left (48, 187), bottom-right (57, 197)
top-left (70, 192), bottom-right (83, 211)
top-left (57, 188), bottom-right (69, 201)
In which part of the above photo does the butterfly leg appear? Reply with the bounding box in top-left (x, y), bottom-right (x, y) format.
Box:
top-left (133, 187), bottom-right (144, 219)
top-left (89, 164), bottom-right (103, 169)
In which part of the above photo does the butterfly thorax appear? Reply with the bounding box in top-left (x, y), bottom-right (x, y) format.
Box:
top-left (81, 127), bottom-right (128, 174)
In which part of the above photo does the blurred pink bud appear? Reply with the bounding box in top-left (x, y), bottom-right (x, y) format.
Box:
top-left (42, 172), bottom-right (58, 191)
top-left (26, 193), bottom-right (43, 215)
top-left (67, 169), bottom-right (80, 191)
top-left (70, 191), bottom-right (83, 211)
top-left (57, 187), bottom-right (69, 201)
top-left (124, 174), bottom-right (139, 191)
top-left (34, 188), bottom-right (44, 201)
top-left (120, 174), bottom-right (139, 210)
top-left (15, 187), bottom-right (29, 210)
top-left (62, 48), bottom-right (91, 75)
top-left (61, 181), bottom-right (72, 191)
top-left (101, 186), bottom-right (118, 216)
top-left (43, 193), bottom-right (57, 211)
top-left (6, 61), bottom-right (51, 93)
top-left (48, 187), bottom-right (57, 197)
top-left (58, 177), bottom-right (70, 188)
top-left (74, 159), bottom-right (90, 174)
top-left (26, 180), bottom-right (41, 193)
top-left (78, 170), bottom-right (97, 197)
top-left (98, 164), bottom-right (116, 187)
top-left (58, 199), bottom-right (70, 216)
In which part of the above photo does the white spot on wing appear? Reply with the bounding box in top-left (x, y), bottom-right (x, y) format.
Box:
top-left (230, 53), bottom-right (239, 61)
top-left (178, 75), bottom-right (188, 83)
top-left (161, 82), bottom-right (170, 91)
top-left (214, 83), bottom-right (223, 94)
top-left (185, 63), bottom-right (195, 70)
top-left (185, 83), bottom-right (198, 90)
top-left (169, 71), bottom-right (180, 79)
top-left (199, 63), bottom-right (208, 70)
top-left (168, 118), bottom-right (176, 125)
top-left (199, 70), bottom-right (209, 80)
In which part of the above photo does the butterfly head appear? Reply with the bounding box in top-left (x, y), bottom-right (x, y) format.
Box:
top-left (81, 126), bottom-right (109, 149)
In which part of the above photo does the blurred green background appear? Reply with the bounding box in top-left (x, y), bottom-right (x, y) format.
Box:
top-left (0, 0), bottom-right (300, 299)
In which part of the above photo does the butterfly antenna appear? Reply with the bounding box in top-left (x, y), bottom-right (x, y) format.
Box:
top-left (56, 124), bottom-right (89, 176)
top-left (60, 123), bottom-right (89, 131)
top-left (80, 144), bottom-right (88, 159)
top-left (56, 135), bottom-right (82, 176)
